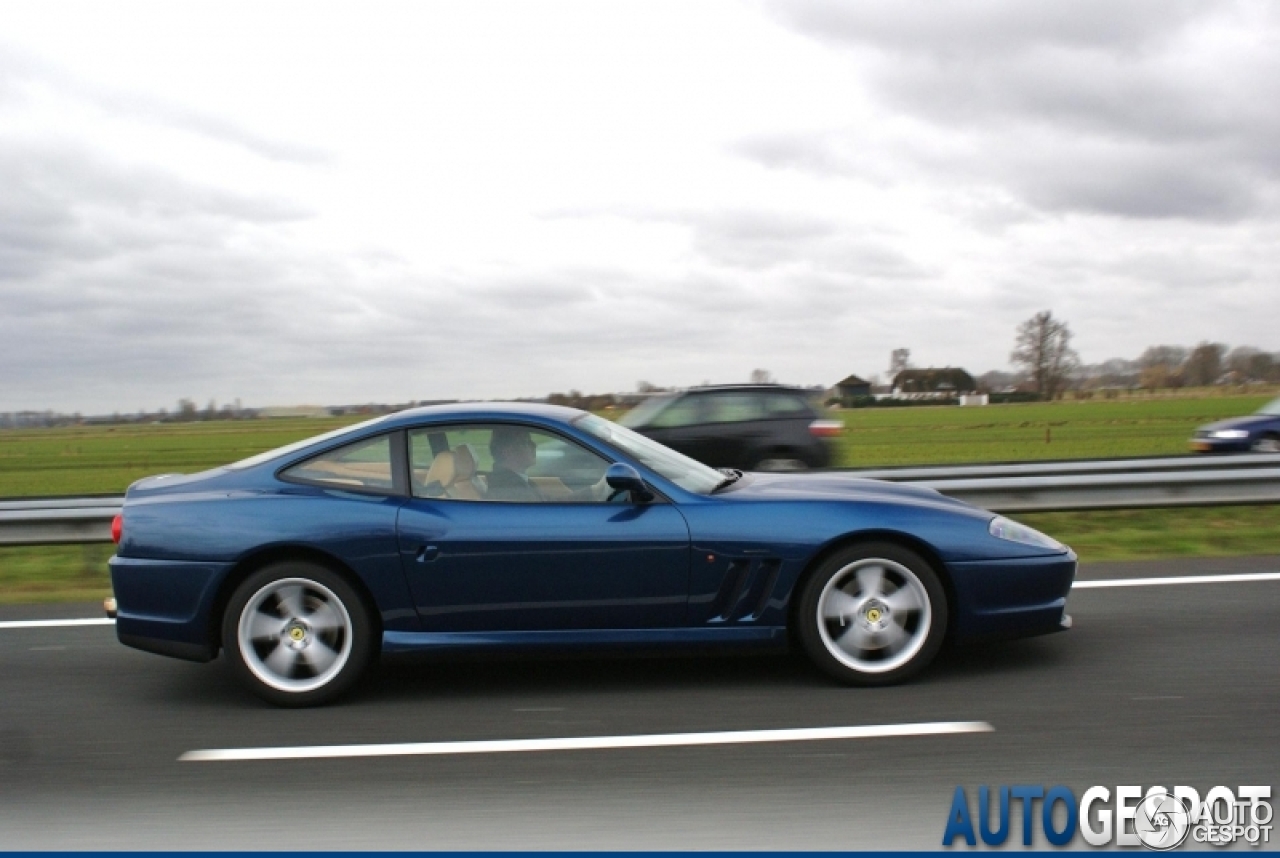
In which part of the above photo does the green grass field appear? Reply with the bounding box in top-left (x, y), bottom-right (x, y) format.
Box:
top-left (1, 392), bottom-right (1277, 604)
top-left (3, 394), bottom-right (1275, 497)
top-left (832, 394), bottom-right (1279, 466)
top-left (0, 416), bottom-right (364, 497)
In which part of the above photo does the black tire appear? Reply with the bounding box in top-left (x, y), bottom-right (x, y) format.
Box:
top-left (1252, 434), bottom-right (1280, 453)
top-left (222, 561), bottom-right (374, 707)
top-left (797, 542), bottom-right (947, 686)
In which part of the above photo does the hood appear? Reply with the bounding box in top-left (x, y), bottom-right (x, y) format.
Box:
top-left (720, 470), bottom-right (979, 512)
top-left (1199, 414), bottom-right (1277, 433)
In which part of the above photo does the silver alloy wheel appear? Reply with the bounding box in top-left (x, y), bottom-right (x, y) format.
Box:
top-left (237, 577), bottom-right (353, 694)
top-left (815, 557), bottom-right (931, 674)
top-left (756, 458), bottom-right (808, 471)
top-left (1252, 436), bottom-right (1280, 453)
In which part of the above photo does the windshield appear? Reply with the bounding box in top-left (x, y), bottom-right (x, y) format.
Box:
top-left (227, 415), bottom-right (390, 470)
top-left (618, 394), bottom-right (676, 428)
top-left (1259, 397), bottom-right (1280, 417)
top-left (573, 413), bottom-right (725, 494)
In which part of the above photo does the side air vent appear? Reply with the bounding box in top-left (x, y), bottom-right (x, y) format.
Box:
top-left (742, 559), bottom-right (782, 622)
top-left (710, 557), bottom-right (782, 622)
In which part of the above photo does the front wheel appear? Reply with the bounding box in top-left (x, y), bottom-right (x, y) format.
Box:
top-left (753, 453), bottom-right (810, 472)
top-left (1252, 434), bottom-right (1280, 453)
top-left (222, 561), bottom-right (374, 707)
top-left (797, 543), bottom-right (947, 686)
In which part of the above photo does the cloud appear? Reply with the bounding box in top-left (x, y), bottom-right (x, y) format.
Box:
top-left (2, 3), bottom-right (1279, 414)
top-left (759, 0), bottom-right (1280, 221)
top-left (0, 43), bottom-right (328, 164)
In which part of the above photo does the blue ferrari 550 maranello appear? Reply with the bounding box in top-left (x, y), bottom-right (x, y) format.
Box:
top-left (109, 403), bottom-right (1076, 706)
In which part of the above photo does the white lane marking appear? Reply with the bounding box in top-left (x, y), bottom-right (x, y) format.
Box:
top-left (1073, 571), bottom-right (1280, 589)
top-left (0, 618), bottom-right (114, 630)
top-left (180, 721), bottom-right (994, 762)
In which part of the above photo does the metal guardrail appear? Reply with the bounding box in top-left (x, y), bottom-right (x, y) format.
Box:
top-left (845, 452), bottom-right (1280, 481)
top-left (2, 454), bottom-right (1279, 545)
top-left (0, 497), bottom-right (123, 545)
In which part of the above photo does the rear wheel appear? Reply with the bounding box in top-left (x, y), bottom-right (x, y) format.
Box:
top-left (797, 543), bottom-right (947, 686)
top-left (222, 561), bottom-right (374, 707)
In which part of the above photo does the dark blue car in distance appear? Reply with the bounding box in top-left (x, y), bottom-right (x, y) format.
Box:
top-left (109, 403), bottom-right (1075, 706)
top-left (1189, 397), bottom-right (1280, 453)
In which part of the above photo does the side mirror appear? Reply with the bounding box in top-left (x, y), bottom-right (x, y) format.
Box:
top-left (605, 463), bottom-right (653, 503)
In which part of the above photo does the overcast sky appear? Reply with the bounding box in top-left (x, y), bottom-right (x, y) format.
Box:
top-left (3, 0), bottom-right (1278, 414)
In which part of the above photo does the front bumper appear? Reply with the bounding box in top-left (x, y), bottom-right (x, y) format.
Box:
top-left (1189, 437), bottom-right (1252, 453)
top-left (947, 551), bottom-right (1077, 642)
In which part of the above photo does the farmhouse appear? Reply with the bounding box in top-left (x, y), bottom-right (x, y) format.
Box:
top-left (834, 374), bottom-right (872, 400)
top-left (892, 368), bottom-right (977, 400)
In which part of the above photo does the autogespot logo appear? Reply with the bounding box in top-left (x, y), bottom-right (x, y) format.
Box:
top-left (942, 784), bottom-right (1272, 849)
top-left (1134, 792), bottom-right (1191, 850)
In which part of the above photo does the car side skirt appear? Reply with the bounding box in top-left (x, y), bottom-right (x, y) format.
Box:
top-left (383, 626), bottom-right (788, 654)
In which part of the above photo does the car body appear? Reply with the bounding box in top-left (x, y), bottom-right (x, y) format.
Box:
top-left (109, 403), bottom-right (1075, 706)
top-left (1188, 397), bottom-right (1280, 453)
top-left (619, 384), bottom-right (842, 471)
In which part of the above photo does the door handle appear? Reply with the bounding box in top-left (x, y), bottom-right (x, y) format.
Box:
top-left (416, 545), bottom-right (440, 563)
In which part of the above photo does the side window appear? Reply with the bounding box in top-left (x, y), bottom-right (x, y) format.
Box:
top-left (649, 395), bottom-right (704, 428)
top-left (764, 393), bottom-right (811, 417)
top-left (704, 393), bottom-right (766, 424)
top-left (281, 435), bottom-right (394, 492)
top-left (409, 425), bottom-right (611, 503)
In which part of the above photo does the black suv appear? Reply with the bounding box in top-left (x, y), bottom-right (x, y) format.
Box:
top-left (619, 384), bottom-right (842, 471)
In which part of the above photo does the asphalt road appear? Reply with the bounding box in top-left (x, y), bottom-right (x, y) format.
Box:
top-left (1, 555), bottom-right (1278, 850)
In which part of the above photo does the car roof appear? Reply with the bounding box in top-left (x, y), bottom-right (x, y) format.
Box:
top-left (681, 384), bottom-right (813, 394)
top-left (378, 401), bottom-right (586, 429)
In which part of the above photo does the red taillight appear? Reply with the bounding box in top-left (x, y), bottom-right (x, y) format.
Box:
top-left (111, 514), bottom-right (123, 544)
top-left (809, 419), bottom-right (844, 439)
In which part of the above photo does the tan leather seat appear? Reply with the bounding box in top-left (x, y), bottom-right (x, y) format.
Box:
top-left (448, 444), bottom-right (484, 500)
top-left (420, 450), bottom-right (457, 497)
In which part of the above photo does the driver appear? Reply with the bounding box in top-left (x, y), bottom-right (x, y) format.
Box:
top-left (487, 426), bottom-right (610, 502)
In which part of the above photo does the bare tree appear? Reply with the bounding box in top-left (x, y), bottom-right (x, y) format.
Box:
top-left (1183, 342), bottom-right (1226, 387)
top-left (888, 348), bottom-right (911, 379)
top-left (750, 368), bottom-right (775, 384)
top-left (1226, 346), bottom-right (1264, 381)
top-left (1010, 311), bottom-right (1079, 400)
top-left (1137, 345), bottom-right (1188, 390)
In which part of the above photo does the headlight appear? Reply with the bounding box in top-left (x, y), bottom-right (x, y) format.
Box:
top-left (989, 516), bottom-right (1063, 550)
top-left (1210, 429), bottom-right (1249, 439)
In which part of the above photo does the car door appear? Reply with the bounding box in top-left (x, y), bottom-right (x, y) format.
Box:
top-left (396, 423), bottom-right (692, 632)
top-left (637, 394), bottom-right (715, 463)
top-left (700, 392), bottom-right (768, 467)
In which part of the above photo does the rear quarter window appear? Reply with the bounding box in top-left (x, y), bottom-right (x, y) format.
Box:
top-left (280, 434), bottom-right (395, 492)
top-left (764, 393), bottom-right (814, 417)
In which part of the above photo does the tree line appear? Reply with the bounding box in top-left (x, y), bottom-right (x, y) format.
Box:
top-left (991, 311), bottom-right (1279, 400)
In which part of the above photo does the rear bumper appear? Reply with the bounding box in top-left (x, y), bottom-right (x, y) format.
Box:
top-left (947, 552), bottom-right (1077, 642)
top-left (109, 555), bottom-right (232, 662)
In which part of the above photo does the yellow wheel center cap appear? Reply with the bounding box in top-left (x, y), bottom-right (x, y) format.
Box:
top-left (289, 626), bottom-right (306, 642)
top-left (866, 608), bottom-right (882, 623)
